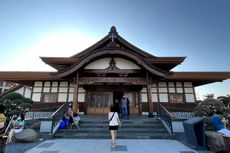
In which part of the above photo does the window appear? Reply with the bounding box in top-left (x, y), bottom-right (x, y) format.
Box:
top-left (43, 93), bottom-right (58, 103)
top-left (169, 93), bottom-right (183, 103)
top-left (32, 81), bottom-right (43, 102)
top-left (88, 92), bottom-right (113, 108)
top-left (58, 81), bottom-right (68, 102)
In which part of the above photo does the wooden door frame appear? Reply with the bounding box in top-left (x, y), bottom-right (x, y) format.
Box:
top-left (86, 91), bottom-right (113, 115)
top-left (85, 89), bottom-right (140, 115)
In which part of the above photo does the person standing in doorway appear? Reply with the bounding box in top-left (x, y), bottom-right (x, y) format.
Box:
top-left (126, 97), bottom-right (130, 116)
top-left (120, 96), bottom-right (128, 119)
top-left (108, 106), bottom-right (121, 148)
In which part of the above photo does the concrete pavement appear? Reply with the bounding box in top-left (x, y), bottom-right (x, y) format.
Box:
top-left (24, 139), bottom-right (202, 153)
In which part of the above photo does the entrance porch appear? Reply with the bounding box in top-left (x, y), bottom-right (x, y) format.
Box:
top-left (84, 85), bottom-right (141, 115)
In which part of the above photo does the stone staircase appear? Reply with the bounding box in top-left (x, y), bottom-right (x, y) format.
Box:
top-left (54, 115), bottom-right (174, 139)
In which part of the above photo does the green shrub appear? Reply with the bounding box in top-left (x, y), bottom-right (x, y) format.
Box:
top-left (0, 92), bottom-right (33, 117)
top-left (194, 98), bottom-right (227, 117)
top-left (194, 98), bottom-right (230, 129)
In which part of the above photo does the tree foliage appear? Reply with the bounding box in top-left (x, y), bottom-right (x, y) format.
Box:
top-left (0, 92), bottom-right (33, 117)
top-left (217, 95), bottom-right (230, 107)
top-left (204, 93), bottom-right (215, 99)
top-left (194, 98), bottom-right (230, 129)
top-left (194, 98), bottom-right (228, 116)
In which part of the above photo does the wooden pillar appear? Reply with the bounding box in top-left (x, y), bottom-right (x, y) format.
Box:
top-left (73, 73), bottom-right (79, 114)
top-left (146, 72), bottom-right (153, 117)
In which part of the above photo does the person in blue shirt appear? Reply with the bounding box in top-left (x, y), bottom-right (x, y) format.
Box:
top-left (59, 114), bottom-right (70, 129)
top-left (211, 110), bottom-right (230, 137)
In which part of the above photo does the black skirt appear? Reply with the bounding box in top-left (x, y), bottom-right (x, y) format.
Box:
top-left (109, 125), bottom-right (118, 130)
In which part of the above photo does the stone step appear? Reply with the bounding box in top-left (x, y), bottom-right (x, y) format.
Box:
top-left (80, 119), bottom-right (162, 123)
top-left (80, 121), bottom-right (159, 125)
top-left (54, 132), bottom-right (174, 139)
top-left (78, 124), bottom-right (164, 129)
top-left (57, 127), bottom-right (167, 133)
top-left (54, 115), bottom-right (172, 139)
top-left (79, 119), bottom-right (163, 125)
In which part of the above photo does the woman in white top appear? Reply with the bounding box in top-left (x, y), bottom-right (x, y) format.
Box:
top-left (108, 106), bottom-right (121, 148)
top-left (7, 114), bottom-right (25, 144)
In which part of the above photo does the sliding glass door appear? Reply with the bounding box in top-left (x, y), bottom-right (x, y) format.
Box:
top-left (87, 92), bottom-right (113, 114)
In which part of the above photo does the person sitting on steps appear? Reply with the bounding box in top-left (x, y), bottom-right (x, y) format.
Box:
top-left (59, 113), bottom-right (72, 129)
top-left (70, 113), bottom-right (80, 129)
top-left (6, 114), bottom-right (25, 144)
top-left (0, 105), bottom-right (6, 135)
top-left (211, 110), bottom-right (230, 137)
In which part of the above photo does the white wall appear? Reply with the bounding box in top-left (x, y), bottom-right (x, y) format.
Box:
top-left (84, 58), bottom-right (111, 69)
top-left (114, 58), bottom-right (140, 69)
top-left (84, 57), bottom-right (141, 69)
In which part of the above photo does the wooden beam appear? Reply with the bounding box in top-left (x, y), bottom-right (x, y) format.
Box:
top-left (53, 49), bottom-right (169, 78)
top-left (79, 77), bottom-right (146, 85)
top-left (146, 72), bottom-right (153, 117)
top-left (73, 73), bottom-right (79, 114)
top-left (82, 69), bottom-right (143, 74)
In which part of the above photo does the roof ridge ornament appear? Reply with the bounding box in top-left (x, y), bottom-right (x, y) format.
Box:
top-left (109, 26), bottom-right (118, 35)
top-left (109, 33), bottom-right (116, 42)
top-left (109, 26), bottom-right (118, 41)
top-left (107, 26), bottom-right (119, 48)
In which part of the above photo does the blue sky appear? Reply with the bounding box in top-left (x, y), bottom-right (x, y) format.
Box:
top-left (0, 0), bottom-right (230, 99)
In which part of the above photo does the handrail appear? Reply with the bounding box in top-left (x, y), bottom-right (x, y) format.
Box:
top-left (156, 103), bottom-right (173, 134)
top-left (50, 103), bottom-right (69, 136)
top-left (160, 104), bottom-right (173, 118)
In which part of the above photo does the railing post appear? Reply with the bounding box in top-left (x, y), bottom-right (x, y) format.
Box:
top-left (50, 115), bottom-right (54, 135)
top-left (156, 103), bottom-right (160, 119)
top-left (49, 103), bottom-right (68, 136)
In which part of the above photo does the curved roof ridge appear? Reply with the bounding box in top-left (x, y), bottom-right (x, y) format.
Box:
top-left (52, 49), bottom-right (170, 78)
top-left (71, 26), bottom-right (156, 58)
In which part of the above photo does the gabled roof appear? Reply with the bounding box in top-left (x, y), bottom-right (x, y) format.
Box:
top-left (41, 26), bottom-right (185, 77)
top-left (40, 57), bottom-right (77, 70)
top-left (71, 26), bottom-right (154, 58)
top-left (52, 49), bottom-right (171, 78)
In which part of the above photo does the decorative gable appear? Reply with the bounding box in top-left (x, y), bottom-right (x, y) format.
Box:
top-left (84, 58), bottom-right (141, 70)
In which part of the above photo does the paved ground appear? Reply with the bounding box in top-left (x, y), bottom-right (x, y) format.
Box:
top-left (4, 117), bottom-right (213, 153)
top-left (4, 133), bottom-right (213, 153)
top-left (4, 139), bottom-right (44, 153)
top-left (5, 139), bottom-right (213, 153)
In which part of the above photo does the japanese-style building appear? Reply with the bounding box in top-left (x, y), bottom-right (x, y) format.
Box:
top-left (1, 26), bottom-right (230, 116)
